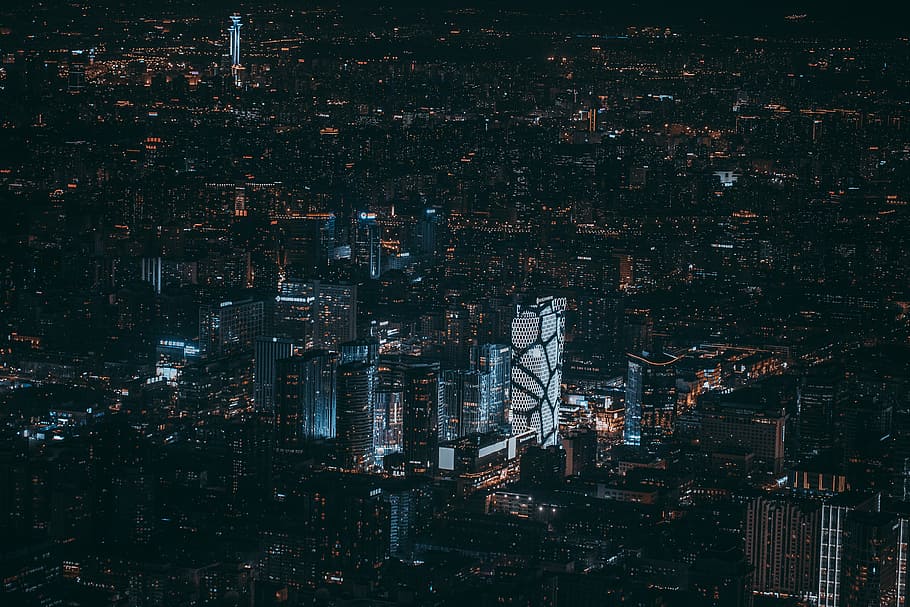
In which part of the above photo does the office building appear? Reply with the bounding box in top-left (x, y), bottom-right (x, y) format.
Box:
top-left (254, 336), bottom-right (297, 413)
top-left (623, 351), bottom-right (682, 453)
top-left (141, 256), bottom-right (163, 295)
top-left (441, 369), bottom-right (489, 440)
top-left (394, 359), bottom-right (442, 476)
top-left (313, 282), bottom-right (358, 350)
top-left (471, 343), bottom-right (511, 429)
top-left (799, 366), bottom-right (842, 462)
top-left (336, 361), bottom-right (376, 471)
top-left (275, 279), bottom-right (357, 350)
top-left (340, 337), bottom-right (380, 366)
top-left (693, 393), bottom-right (788, 474)
top-left (840, 512), bottom-right (908, 607)
top-left (374, 371), bottom-right (404, 462)
top-left (745, 496), bottom-right (820, 598)
top-left (510, 296), bottom-right (567, 448)
top-left (818, 492), bottom-right (882, 607)
top-left (417, 207), bottom-right (443, 258)
top-left (228, 14), bottom-right (242, 67)
top-left (354, 211), bottom-right (382, 279)
top-left (199, 298), bottom-right (265, 358)
top-left (276, 213), bottom-right (335, 274)
top-left (274, 349), bottom-right (338, 450)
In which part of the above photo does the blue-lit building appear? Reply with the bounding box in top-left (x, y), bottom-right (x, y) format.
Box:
top-left (275, 349), bottom-right (338, 449)
top-left (623, 352), bottom-right (682, 453)
top-left (228, 15), bottom-right (242, 67)
top-left (471, 343), bottom-right (511, 430)
top-left (355, 211), bottom-right (382, 279)
top-left (336, 361), bottom-right (377, 471)
top-left (254, 336), bottom-right (298, 413)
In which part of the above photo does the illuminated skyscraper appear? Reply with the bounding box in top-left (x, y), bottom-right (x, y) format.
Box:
top-left (199, 298), bottom-right (264, 358)
top-left (623, 351), bottom-right (681, 453)
top-left (274, 350), bottom-right (337, 450)
top-left (745, 496), bottom-right (820, 598)
top-left (441, 370), bottom-right (488, 440)
top-left (228, 15), bottom-right (242, 67)
top-left (340, 337), bottom-right (379, 366)
top-left (355, 212), bottom-right (382, 279)
top-left (817, 493), bottom-right (883, 607)
top-left (417, 207), bottom-right (443, 258)
top-left (399, 360), bottom-right (441, 475)
top-left (471, 343), bottom-right (511, 429)
top-left (336, 361), bottom-right (376, 471)
top-left (510, 296), bottom-right (566, 447)
top-left (275, 279), bottom-right (357, 350)
top-left (141, 256), bottom-right (163, 295)
top-left (254, 336), bottom-right (297, 413)
top-left (312, 282), bottom-right (358, 350)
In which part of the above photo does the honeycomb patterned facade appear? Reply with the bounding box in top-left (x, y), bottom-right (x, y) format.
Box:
top-left (510, 296), bottom-right (567, 447)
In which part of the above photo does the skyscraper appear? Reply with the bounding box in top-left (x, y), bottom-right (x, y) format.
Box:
top-left (745, 496), bottom-right (820, 598)
top-left (839, 512), bottom-right (908, 607)
top-left (799, 365), bottom-right (842, 462)
top-left (312, 281), bottom-right (358, 350)
top-left (275, 279), bottom-right (357, 350)
top-left (276, 213), bottom-right (336, 275)
top-left (336, 361), bottom-right (376, 471)
top-left (340, 337), bottom-right (380, 366)
top-left (471, 343), bottom-right (511, 429)
top-left (354, 211), bottom-right (382, 279)
top-left (274, 350), bottom-right (338, 449)
top-left (374, 371), bottom-right (404, 461)
top-left (623, 351), bottom-right (682, 453)
top-left (141, 256), bottom-right (163, 295)
top-left (441, 369), bottom-right (489, 440)
top-left (228, 15), bottom-right (242, 67)
top-left (392, 359), bottom-right (441, 476)
top-left (818, 492), bottom-right (882, 607)
top-left (417, 207), bottom-right (443, 258)
top-left (199, 298), bottom-right (265, 358)
top-left (510, 296), bottom-right (566, 447)
top-left (254, 336), bottom-right (297, 413)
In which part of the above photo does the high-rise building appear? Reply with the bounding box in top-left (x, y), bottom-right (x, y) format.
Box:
top-left (623, 351), bottom-right (682, 453)
top-left (694, 392), bottom-right (788, 474)
top-left (799, 366), bottom-right (842, 462)
top-left (417, 207), bottom-right (443, 258)
top-left (471, 343), bottom-right (511, 429)
top-left (382, 478), bottom-right (432, 558)
top-left (510, 296), bottom-right (567, 447)
top-left (394, 359), bottom-right (442, 476)
top-left (228, 15), bottom-right (242, 67)
top-left (745, 496), bottom-right (820, 598)
top-left (561, 427), bottom-right (596, 476)
top-left (141, 256), bottom-right (163, 295)
top-left (840, 512), bottom-right (907, 607)
top-left (340, 337), bottom-right (380, 366)
top-left (444, 308), bottom-right (470, 367)
top-left (354, 212), bottom-right (382, 279)
top-left (336, 361), bottom-right (376, 471)
top-left (275, 278), bottom-right (316, 343)
top-left (275, 279), bottom-right (357, 350)
top-left (254, 336), bottom-right (297, 413)
top-left (312, 281), bottom-right (358, 350)
top-left (199, 298), bottom-right (265, 358)
top-left (374, 369), bottom-right (404, 461)
top-left (274, 349), bottom-right (338, 450)
top-left (818, 492), bottom-right (881, 607)
top-left (276, 213), bottom-right (335, 275)
top-left (441, 369), bottom-right (490, 440)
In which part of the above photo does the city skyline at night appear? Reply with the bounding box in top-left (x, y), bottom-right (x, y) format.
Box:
top-left (1, 2), bottom-right (909, 606)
